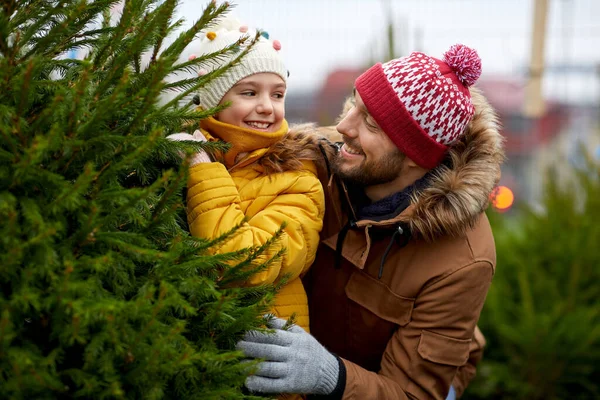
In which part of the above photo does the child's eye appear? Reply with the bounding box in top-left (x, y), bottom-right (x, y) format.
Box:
top-left (241, 91), bottom-right (255, 97)
top-left (273, 92), bottom-right (285, 99)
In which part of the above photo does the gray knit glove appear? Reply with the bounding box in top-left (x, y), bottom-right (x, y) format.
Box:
top-left (237, 317), bottom-right (340, 395)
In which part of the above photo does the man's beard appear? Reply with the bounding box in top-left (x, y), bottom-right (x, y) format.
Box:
top-left (332, 144), bottom-right (405, 186)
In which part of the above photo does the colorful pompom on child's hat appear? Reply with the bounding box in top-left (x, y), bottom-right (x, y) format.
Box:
top-left (182, 16), bottom-right (287, 109)
top-left (355, 44), bottom-right (482, 169)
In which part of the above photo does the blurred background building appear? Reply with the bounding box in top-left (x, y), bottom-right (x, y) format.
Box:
top-left (175, 0), bottom-right (600, 211)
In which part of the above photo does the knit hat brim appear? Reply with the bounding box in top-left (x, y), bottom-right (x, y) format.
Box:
top-left (199, 56), bottom-right (287, 110)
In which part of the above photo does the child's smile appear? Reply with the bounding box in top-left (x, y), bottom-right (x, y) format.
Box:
top-left (244, 121), bottom-right (273, 131)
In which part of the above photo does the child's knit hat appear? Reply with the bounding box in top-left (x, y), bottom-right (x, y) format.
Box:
top-left (355, 44), bottom-right (482, 169)
top-left (184, 17), bottom-right (287, 109)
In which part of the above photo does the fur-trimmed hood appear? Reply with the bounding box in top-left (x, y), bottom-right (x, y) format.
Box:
top-left (256, 123), bottom-right (331, 176)
top-left (399, 87), bottom-right (505, 240)
top-left (279, 87), bottom-right (504, 241)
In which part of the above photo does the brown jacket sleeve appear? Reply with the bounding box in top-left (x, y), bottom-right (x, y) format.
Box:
top-left (340, 261), bottom-right (493, 400)
top-left (451, 326), bottom-right (486, 397)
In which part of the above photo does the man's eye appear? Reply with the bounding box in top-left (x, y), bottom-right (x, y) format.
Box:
top-left (365, 117), bottom-right (380, 131)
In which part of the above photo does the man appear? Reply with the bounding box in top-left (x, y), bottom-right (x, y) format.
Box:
top-left (238, 44), bottom-right (504, 399)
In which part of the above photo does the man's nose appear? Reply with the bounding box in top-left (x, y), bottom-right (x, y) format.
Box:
top-left (336, 112), bottom-right (357, 138)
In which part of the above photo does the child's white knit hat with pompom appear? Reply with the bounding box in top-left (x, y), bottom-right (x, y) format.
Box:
top-left (183, 16), bottom-right (287, 109)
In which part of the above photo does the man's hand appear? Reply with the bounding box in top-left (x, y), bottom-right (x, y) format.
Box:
top-left (166, 130), bottom-right (211, 165)
top-left (237, 318), bottom-right (340, 395)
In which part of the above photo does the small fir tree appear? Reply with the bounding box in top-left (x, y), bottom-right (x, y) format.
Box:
top-left (0, 0), bottom-right (277, 398)
top-left (466, 159), bottom-right (600, 400)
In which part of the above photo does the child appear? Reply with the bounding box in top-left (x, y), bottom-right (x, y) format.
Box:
top-left (169, 18), bottom-right (325, 333)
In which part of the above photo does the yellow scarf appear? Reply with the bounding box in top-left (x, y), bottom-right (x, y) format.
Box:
top-left (200, 116), bottom-right (288, 170)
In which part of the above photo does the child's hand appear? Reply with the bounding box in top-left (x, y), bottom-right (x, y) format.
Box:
top-left (192, 130), bottom-right (208, 142)
top-left (166, 131), bottom-right (212, 165)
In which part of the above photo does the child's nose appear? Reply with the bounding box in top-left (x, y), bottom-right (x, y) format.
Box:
top-left (256, 95), bottom-right (274, 115)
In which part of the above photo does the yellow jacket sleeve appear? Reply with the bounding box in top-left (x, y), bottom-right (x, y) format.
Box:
top-left (186, 162), bottom-right (325, 287)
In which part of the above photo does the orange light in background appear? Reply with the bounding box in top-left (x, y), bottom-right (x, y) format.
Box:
top-left (491, 186), bottom-right (514, 211)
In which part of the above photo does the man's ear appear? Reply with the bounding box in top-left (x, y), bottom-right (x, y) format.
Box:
top-left (404, 157), bottom-right (419, 168)
top-left (403, 155), bottom-right (429, 175)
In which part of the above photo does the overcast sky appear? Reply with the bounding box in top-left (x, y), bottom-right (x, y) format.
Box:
top-left (175, 0), bottom-right (600, 103)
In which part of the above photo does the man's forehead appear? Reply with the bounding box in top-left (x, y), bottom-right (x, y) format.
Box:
top-left (352, 88), bottom-right (367, 109)
top-left (350, 87), bottom-right (383, 131)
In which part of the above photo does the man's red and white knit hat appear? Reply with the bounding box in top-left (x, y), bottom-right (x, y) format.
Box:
top-left (355, 44), bottom-right (482, 169)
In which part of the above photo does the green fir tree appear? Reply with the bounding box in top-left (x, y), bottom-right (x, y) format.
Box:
top-left (0, 0), bottom-right (278, 398)
top-left (466, 159), bottom-right (600, 400)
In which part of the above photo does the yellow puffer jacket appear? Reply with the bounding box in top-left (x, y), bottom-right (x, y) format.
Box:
top-left (186, 118), bottom-right (325, 331)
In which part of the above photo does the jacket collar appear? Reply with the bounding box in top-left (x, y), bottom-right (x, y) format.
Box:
top-left (354, 170), bottom-right (434, 222)
top-left (200, 116), bottom-right (288, 170)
